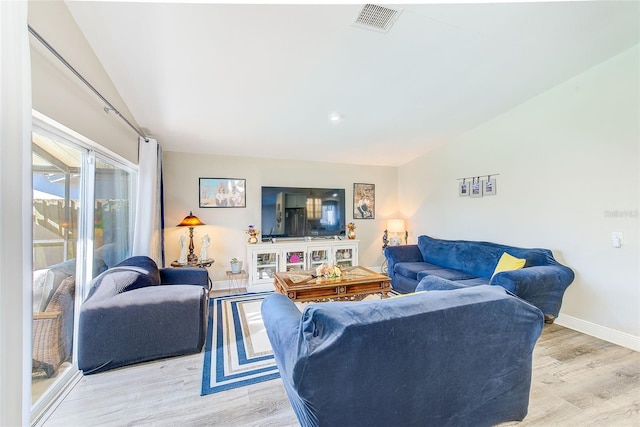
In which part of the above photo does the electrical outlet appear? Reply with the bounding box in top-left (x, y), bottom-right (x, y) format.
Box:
top-left (611, 232), bottom-right (623, 248)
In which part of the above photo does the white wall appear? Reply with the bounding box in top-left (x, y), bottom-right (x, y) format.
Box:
top-left (163, 152), bottom-right (398, 282)
top-left (28, 1), bottom-right (139, 163)
top-left (399, 46), bottom-right (639, 348)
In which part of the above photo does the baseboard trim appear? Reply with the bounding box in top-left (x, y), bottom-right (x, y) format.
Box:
top-left (555, 314), bottom-right (640, 352)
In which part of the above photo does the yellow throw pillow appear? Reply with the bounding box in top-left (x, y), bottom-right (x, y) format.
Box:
top-left (492, 252), bottom-right (526, 278)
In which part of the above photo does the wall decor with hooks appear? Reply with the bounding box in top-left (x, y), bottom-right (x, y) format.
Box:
top-left (458, 174), bottom-right (499, 198)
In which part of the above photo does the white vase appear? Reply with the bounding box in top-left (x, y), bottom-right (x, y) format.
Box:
top-left (230, 261), bottom-right (242, 273)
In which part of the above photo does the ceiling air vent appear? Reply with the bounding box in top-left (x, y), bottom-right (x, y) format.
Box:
top-left (352, 4), bottom-right (403, 33)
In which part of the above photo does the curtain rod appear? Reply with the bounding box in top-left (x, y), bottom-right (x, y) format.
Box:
top-left (28, 25), bottom-right (149, 142)
top-left (456, 174), bottom-right (500, 181)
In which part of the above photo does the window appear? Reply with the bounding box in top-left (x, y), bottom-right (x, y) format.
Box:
top-left (93, 157), bottom-right (135, 271)
top-left (320, 202), bottom-right (337, 226)
top-left (306, 197), bottom-right (322, 220)
top-left (31, 116), bottom-right (137, 419)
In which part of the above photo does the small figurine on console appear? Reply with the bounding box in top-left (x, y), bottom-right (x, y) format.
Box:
top-left (246, 225), bottom-right (260, 244)
top-left (200, 234), bottom-right (211, 261)
top-left (178, 235), bottom-right (187, 264)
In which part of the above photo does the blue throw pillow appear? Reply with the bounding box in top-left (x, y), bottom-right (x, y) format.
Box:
top-left (86, 256), bottom-right (161, 298)
top-left (114, 256), bottom-right (161, 285)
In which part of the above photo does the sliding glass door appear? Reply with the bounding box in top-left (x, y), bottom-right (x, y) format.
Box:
top-left (31, 117), bottom-right (136, 420)
top-left (31, 131), bottom-right (83, 404)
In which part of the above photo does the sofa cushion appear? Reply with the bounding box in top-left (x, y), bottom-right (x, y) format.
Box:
top-left (417, 235), bottom-right (502, 277)
top-left (114, 256), bottom-right (161, 284)
top-left (417, 268), bottom-right (476, 282)
top-left (87, 256), bottom-right (160, 299)
top-left (417, 235), bottom-right (554, 278)
top-left (417, 276), bottom-right (470, 291)
top-left (492, 252), bottom-right (526, 278)
top-left (394, 262), bottom-right (441, 280)
top-left (455, 277), bottom-right (491, 287)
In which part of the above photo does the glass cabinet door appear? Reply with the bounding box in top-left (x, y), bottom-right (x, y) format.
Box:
top-left (334, 246), bottom-right (355, 268)
top-left (284, 249), bottom-right (306, 271)
top-left (253, 250), bottom-right (278, 283)
top-left (307, 247), bottom-right (330, 269)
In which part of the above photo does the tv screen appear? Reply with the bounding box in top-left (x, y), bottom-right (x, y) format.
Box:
top-left (261, 186), bottom-right (346, 240)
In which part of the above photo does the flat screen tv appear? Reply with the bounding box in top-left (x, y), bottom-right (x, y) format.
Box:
top-left (261, 186), bottom-right (346, 240)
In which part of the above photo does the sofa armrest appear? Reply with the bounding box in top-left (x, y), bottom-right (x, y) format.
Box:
top-left (261, 294), bottom-right (303, 383)
top-left (160, 267), bottom-right (208, 290)
top-left (490, 265), bottom-right (574, 318)
top-left (78, 285), bottom-right (207, 373)
top-left (384, 245), bottom-right (423, 278)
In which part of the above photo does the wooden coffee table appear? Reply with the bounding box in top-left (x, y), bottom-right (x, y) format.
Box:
top-left (273, 266), bottom-right (391, 303)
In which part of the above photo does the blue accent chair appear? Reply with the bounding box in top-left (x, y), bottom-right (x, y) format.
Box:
top-left (262, 285), bottom-right (544, 427)
top-left (78, 256), bottom-right (209, 374)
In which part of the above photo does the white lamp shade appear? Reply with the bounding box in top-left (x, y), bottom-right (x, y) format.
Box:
top-left (387, 219), bottom-right (405, 233)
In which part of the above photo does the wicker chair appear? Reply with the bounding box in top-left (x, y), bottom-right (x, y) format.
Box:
top-left (32, 275), bottom-right (76, 377)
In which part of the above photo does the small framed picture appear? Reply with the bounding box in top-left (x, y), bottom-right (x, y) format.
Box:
top-left (470, 180), bottom-right (483, 198)
top-left (199, 178), bottom-right (246, 208)
top-left (353, 183), bottom-right (375, 219)
top-left (483, 178), bottom-right (497, 196)
top-left (458, 181), bottom-right (469, 197)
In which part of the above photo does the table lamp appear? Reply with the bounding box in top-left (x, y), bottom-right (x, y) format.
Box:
top-left (177, 211), bottom-right (205, 264)
top-left (387, 219), bottom-right (405, 246)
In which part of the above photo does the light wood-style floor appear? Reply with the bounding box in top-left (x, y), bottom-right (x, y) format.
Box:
top-left (42, 295), bottom-right (640, 427)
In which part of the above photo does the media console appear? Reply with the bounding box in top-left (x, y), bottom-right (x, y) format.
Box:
top-left (246, 239), bottom-right (359, 292)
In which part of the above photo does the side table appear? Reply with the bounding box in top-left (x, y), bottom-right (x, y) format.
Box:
top-left (171, 259), bottom-right (214, 289)
top-left (226, 270), bottom-right (247, 294)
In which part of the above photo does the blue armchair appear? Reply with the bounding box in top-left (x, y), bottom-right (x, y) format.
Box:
top-left (78, 256), bottom-right (208, 374)
top-left (262, 285), bottom-right (544, 427)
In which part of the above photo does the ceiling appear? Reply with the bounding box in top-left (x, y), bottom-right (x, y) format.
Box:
top-left (65, 1), bottom-right (639, 167)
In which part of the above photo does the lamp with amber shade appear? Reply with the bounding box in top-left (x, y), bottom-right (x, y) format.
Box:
top-left (177, 211), bottom-right (205, 264)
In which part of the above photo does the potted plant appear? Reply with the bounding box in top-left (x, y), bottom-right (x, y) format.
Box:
top-left (230, 257), bottom-right (242, 274)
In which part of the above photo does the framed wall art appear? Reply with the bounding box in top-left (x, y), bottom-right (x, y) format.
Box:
top-left (199, 178), bottom-right (246, 208)
top-left (483, 177), bottom-right (497, 196)
top-left (458, 174), bottom-right (499, 198)
top-left (470, 179), bottom-right (483, 198)
top-left (353, 183), bottom-right (375, 219)
top-left (458, 179), bottom-right (469, 197)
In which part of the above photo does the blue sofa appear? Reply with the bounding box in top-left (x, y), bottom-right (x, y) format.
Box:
top-left (78, 256), bottom-right (209, 374)
top-left (384, 235), bottom-right (574, 322)
top-left (262, 285), bottom-right (544, 427)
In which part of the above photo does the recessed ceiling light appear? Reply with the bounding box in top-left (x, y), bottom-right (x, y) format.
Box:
top-left (328, 112), bottom-right (343, 122)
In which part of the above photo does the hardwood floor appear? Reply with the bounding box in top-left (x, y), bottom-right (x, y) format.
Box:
top-left (498, 324), bottom-right (640, 427)
top-left (42, 306), bottom-right (639, 426)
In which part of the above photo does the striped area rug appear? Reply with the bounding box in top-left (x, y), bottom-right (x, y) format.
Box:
top-left (201, 292), bottom-right (280, 395)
